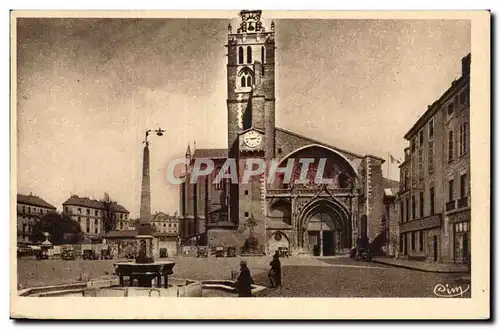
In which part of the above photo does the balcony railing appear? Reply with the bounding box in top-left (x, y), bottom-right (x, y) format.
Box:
top-left (266, 188), bottom-right (289, 195)
top-left (446, 200), bottom-right (456, 212)
top-left (266, 187), bottom-right (353, 196)
top-left (458, 197), bottom-right (469, 208)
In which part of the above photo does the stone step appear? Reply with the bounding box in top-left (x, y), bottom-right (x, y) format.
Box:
top-left (31, 288), bottom-right (84, 297)
top-left (18, 282), bottom-right (87, 296)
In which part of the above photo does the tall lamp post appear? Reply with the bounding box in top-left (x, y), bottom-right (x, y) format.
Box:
top-left (136, 127), bottom-right (165, 263)
top-left (114, 126), bottom-right (176, 290)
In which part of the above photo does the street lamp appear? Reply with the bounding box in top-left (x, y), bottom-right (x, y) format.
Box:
top-left (143, 127), bottom-right (166, 145)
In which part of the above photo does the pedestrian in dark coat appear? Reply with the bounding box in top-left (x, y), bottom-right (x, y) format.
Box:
top-left (269, 250), bottom-right (282, 287)
top-left (236, 260), bottom-right (254, 297)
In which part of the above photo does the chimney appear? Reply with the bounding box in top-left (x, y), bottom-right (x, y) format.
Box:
top-left (462, 53), bottom-right (471, 76)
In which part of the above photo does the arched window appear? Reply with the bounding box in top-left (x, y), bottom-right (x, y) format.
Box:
top-left (247, 46), bottom-right (252, 63)
top-left (238, 47), bottom-right (244, 64)
top-left (238, 68), bottom-right (254, 89)
top-left (270, 200), bottom-right (292, 225)
top-left (261, 46), bottom-right (265, 63)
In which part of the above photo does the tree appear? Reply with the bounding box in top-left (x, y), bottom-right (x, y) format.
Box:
top-left (32, 211), bottom-right (83, 245)
top-left (101, 193), bottom-right (118, 233)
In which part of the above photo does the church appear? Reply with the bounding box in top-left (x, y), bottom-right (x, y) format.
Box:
top-left (178, 10), bottom-right (397, 256)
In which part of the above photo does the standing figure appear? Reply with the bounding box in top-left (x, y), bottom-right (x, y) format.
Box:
top-left (269, 250), bottom-right (282, 288)
top-left (235, 260), bottom-right (254, 297)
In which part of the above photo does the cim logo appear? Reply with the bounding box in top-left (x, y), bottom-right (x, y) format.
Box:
top-left (433, 283), bottom-right (470, 298)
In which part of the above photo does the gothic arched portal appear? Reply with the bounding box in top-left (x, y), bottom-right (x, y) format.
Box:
top-left (297, 198), bottom-right (351, 256)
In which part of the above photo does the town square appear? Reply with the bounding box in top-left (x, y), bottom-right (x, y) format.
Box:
top-left (14, 10), bottom-right (475, 301)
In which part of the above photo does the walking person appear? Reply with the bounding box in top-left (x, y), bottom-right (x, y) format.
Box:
top-left (235, 260), bottom-right (254, 297)
top-left (269, 250), bottom-right (282, 288)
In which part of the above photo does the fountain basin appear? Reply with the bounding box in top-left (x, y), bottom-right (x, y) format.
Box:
top-left (18, 277), bottom-right (268, 297)
top-left (113, 260), bottom-right (175, 288)
top-left (19, 277), bottom-right (203, 297)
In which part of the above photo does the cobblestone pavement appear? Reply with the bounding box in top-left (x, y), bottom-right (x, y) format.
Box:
top-left (17, 256), bottom-right (471, 298)
top-left (254, 258), bottom-right (471, 298)
top-left (16, 255), bottom-right (342, 288)
top-left (372, 257), bottom-right (469, 273)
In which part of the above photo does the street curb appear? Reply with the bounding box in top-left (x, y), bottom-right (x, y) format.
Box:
top-left (372, 259), bottom-right (469, 274)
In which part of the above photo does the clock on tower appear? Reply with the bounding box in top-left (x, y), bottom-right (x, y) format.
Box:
top-left (239, 129), bottom-right (265, 152)
top-left (226, 10), bottom-right (275, 160)
top-left (243, 130), bottom-right (262, 148)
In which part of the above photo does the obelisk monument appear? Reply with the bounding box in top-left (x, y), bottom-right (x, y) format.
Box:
top-left (138, 142), bottom-right (152, 235)
top-left (136, 132), bottom-right (154, 263)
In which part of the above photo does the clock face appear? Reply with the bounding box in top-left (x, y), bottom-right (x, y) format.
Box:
top-left (243, 131), bottom-right (262, 148)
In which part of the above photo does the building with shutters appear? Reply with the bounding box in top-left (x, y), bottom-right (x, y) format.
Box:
top-left (151, 211), bottom-right (180, 235)
top-left (398, 53), bottom-right (470, 264)
top-left (17, 193), bottom-right (57, 243)
top-left (62, 195), bottom-right (130, 239)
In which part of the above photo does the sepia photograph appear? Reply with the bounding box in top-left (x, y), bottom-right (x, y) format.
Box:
top-left (10, 9), bottom-right (490, 319)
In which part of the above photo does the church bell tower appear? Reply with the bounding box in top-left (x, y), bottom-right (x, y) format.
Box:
top-left (226, 10), bottom-right (276, 232)
top-left (226, 10), bottom-right (276, 160)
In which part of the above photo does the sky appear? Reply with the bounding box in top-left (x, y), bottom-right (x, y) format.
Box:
top-left (16, 14), bottom-right (471, 218)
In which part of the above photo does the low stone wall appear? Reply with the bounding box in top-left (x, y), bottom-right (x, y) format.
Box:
top-left (17, 259), bottom-right (116, 289)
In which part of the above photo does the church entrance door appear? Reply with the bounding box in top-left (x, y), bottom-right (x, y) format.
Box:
top-left (299, 198), bottom-right (351, 256)
top-left (322, 231), bottom-right (335, 256)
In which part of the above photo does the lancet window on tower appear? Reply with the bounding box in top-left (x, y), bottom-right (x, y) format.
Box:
top-left (238, 46), bottom-right (244, 64)
top-left (240, 75), bottom-right (253, 88)
top-left (261, 46), bottom-right (265, 64)
top-left (247, 46), bottom-right (252, 63)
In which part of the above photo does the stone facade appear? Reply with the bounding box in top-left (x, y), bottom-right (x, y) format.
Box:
top-left (151, 212), bottom-right (180, 235)
top-left (398, 54), bottom-right (470, 264)
top-left (17, 193), bottom-right (57, 243)
top-left (178, 10), bottom-right (396, 256)
top-left (62, 195), bottom-right (130, 238)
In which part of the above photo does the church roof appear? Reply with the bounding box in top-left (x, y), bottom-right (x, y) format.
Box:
top-left (192, 148), bottom-right (227, 159)
top-left (190, 129), bottom-right (385, 162)
top-left (275, 127), bottom-right (384, 162)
